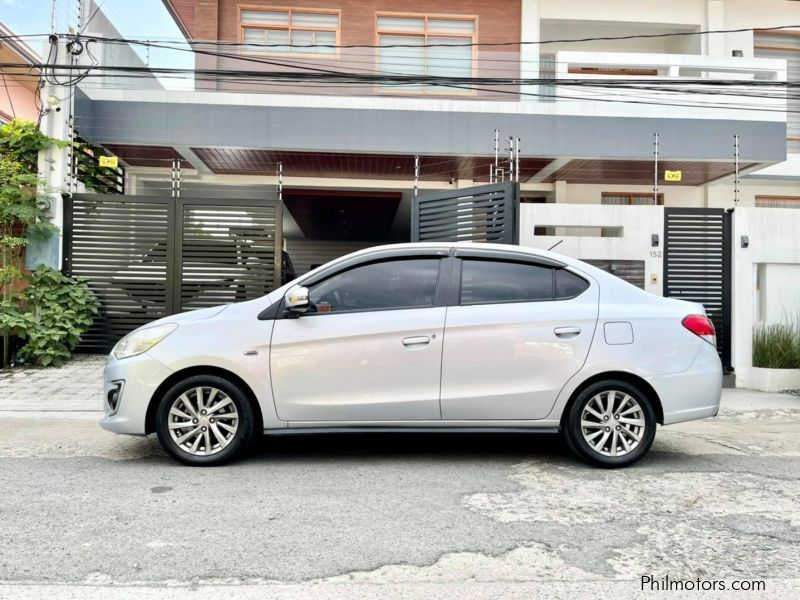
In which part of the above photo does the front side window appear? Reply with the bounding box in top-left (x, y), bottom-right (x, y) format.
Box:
top-left (308, 259), bottom-right (440, 313)
top-left (241, 8), bottom-right (339, 55)
top-left (377, 15), bottom-right (475, 92)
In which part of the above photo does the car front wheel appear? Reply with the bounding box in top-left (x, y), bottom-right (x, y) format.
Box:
top-left (563, 380), bottom-right (657, 468)
top-left (155, 375), bottom-right (256, 466)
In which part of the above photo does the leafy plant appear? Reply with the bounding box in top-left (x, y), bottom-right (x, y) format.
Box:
top-left (753, 319), bottom-right (800, 369)
top-left (0, 119), bottom-right (66, 367)
top-left (11, 266), bottom-right (98, 367)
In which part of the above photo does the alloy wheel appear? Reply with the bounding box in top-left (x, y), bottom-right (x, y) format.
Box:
top-left (580, 390), bottom-right (646, 457)
top-left (167, 386), bottom-right (239, 456)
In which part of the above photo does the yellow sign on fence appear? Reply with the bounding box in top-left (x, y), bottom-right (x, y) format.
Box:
top-left (99, 156), bottom-right (118, 169)
top-left (664, 169), bottom-right (682, 182)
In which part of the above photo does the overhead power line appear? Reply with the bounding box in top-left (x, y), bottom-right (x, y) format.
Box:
top-left (62, 24), bottom-right (800, 50)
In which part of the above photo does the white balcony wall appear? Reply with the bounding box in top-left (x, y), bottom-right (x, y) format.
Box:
top-left (542, 51), bottom-right (786, 122)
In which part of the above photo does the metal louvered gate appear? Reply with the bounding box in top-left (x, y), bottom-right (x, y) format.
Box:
top-left (64, 194), bottom-right (282, 352)
top-left (663, 207), bottom-right (732, 369)
top-left (411, 182), bottom-right (519, 244)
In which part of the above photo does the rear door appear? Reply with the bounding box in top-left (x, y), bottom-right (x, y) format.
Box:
top-left (440, 253), bottom-right (599, 420)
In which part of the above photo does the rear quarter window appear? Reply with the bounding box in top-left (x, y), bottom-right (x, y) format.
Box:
top-left (555, 269), bottom-right (590, 299)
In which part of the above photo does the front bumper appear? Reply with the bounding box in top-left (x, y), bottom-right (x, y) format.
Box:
top-left (99, 352), bottom-right (174, 435)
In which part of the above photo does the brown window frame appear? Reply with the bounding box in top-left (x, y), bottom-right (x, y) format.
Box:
top-left (238, 5), bottom-right (341, 59)
top-left (601, 192), bottom-right (664, 206)
top-left (375, 12), bottom-right (478, 96)
top-left (755, 195), bottom-right (800, 208)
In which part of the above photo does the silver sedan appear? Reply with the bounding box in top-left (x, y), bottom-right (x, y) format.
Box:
top-left (100, 243), bottom-right (722, 467)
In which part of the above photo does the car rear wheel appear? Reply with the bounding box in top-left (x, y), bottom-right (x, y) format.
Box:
top-left (155, 375), bottom-right (256, 466)
top-left (563, 380), bottom-right (656, 468)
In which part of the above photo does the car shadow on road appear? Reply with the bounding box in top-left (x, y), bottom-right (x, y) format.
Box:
top-left (247, 431), bottom-right (573, 463)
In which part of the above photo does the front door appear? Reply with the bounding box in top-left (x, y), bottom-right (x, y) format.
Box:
top-left (270, 257), bottom-right (447, 422)
top-left (440, 257), bottom-right (598, 420)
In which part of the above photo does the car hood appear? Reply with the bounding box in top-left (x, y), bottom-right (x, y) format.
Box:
top-left (146, 304), bottom-right (230, 328)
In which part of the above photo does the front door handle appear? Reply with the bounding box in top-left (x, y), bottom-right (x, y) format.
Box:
top-left (554, 326), bottom-right (581, 338)
top-left (402, 335), bottom-right (431, 348)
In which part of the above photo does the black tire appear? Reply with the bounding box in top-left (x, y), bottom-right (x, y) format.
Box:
top-left (155, 374), bottom-right (256, 466)
top-left (562, 379), bottom-right (657, 468)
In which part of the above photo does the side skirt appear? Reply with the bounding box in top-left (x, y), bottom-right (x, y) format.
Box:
top-left (264, 426), bottom-right (560, 436)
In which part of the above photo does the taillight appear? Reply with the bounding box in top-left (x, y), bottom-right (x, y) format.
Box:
top-left (682, 314), bottom-right (716, 346)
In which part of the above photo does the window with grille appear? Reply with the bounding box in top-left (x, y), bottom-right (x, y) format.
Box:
top-left (755, 30), bottom-right (800, 153)
top-left (601, 192), bottom-right (664, 205)
top-left (376, 14), bottom-right (476, 92)
top-left (755, 195), bottom-right (800, 208)
top-left (240, 8), bottom-right (339, 56)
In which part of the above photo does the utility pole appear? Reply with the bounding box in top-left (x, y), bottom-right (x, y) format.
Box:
top-left (32, 35), bottom-right (76, 269)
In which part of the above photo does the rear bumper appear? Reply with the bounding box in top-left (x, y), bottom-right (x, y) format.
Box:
top-left (648, 341), bottom-right (722, 426)
top-left (99, 353), bottom-right (173, 435)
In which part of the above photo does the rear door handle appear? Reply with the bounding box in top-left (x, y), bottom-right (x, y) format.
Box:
top-left (554, 326), bottom-right (581, 338)
top-left (402, 335), bottom-right (431, 348)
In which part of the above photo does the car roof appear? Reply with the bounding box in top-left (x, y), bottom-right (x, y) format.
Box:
top-left (345, 241), bottom-right (574, 265)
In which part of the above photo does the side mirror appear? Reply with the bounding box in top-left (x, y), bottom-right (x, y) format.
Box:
top-left (284, 286), bottom-right (310, 315)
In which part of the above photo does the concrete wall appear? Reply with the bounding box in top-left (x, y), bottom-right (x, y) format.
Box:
top-left (518, 203), bottom-right (664, 295)
top-left (732, 207), bottom-right (800, 387)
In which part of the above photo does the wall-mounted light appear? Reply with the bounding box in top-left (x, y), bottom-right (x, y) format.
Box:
top-left (45, 94), bottom-right (60, 107)
top-left (741, 235), bottom-right (749, 248)
top-left (732, 50), bottom-right (744, 57)
top-left (651, 234), bottom-right (659, 247)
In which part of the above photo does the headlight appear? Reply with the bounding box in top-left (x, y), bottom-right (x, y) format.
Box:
top-left (113, 323), bottom-right (178, 360)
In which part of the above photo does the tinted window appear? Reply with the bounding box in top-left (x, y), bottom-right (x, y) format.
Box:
top-left (556, 269), bottom-right (590, 299)
top-left (308, 259), bottom-right (440, 313)
top-left (460, 260), bottom-right (554, 305)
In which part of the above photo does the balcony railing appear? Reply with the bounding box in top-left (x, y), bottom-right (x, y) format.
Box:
top-left (537, 51), bottom-right (787, 116)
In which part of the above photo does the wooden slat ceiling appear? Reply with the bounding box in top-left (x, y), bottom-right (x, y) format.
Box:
top-left (191, 148), bottom-right (552, 182)
top-left (102, 144), bottom-right (755, 186)
top-left (541, 159), bottom-right (757, 185)
top-left (103, 144), bottom-right (191, 169)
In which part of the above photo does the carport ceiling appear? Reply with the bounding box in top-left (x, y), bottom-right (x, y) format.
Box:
top-left (190, 148), bottom-right (552, 182)
top-left (542, 159), bottom-right (757, 185)
top-left (283, 189), bottom-right (401, 241)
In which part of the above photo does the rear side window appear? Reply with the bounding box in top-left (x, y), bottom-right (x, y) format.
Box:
top-left (556, 269), bottom-right (590, 299)
top-left (460, 259), bottom-right (554, 305)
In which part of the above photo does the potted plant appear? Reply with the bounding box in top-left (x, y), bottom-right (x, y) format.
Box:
top-left (748, 319), bottom-right (800, 392)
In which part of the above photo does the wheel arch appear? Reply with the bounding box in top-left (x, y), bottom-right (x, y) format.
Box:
top-left (145, 366), bottom-right (263, 435)
top-left (560, 371), bottom-right (664, 428)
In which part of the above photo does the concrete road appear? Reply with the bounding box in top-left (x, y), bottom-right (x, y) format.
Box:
top-left (1, 392), bottom-right (799, 599)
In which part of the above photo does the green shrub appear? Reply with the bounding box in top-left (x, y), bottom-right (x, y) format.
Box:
top-left (3, 266), bottom-right (98, 367)
top-left (752, 320), bottom-right (800, 369)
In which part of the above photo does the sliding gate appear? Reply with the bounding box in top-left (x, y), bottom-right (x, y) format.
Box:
top-left (63, 194), bottom-right (282, 352)
top-left (663, 207), bottom-right (732, 369)
top-left (412, 182), bottom-right (519, 244)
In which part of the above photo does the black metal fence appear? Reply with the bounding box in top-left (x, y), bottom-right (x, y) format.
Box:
top-left (663, 207), bottom-right (732, 369)
top-left (63, 194), bottom-right (282, 352)
top-left (412, 182), bottom-right (519, 245)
